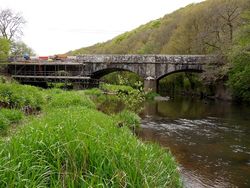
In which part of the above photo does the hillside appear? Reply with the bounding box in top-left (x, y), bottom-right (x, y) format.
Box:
top-left (68, 0), bottom-right (250, 102)
top-left (68, 0), bottom-right (249, 55)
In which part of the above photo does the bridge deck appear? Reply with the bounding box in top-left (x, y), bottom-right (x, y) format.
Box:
top-left (10, 61), bottom-right (82, 65)
top-left (12, 75), bottom-right (91, 79)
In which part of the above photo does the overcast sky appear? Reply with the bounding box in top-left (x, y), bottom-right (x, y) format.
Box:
top-left (1, 0), bottom-right (204, 55)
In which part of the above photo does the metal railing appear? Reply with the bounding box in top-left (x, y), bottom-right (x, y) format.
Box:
top-left (11, 71), bottom-right (91, 77)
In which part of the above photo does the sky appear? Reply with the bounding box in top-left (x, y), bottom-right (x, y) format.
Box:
top-left (1, 0), bottom-right (204, 55)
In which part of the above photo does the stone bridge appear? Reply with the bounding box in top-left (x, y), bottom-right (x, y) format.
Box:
top-left (8, 55), bottom-right (217, 91)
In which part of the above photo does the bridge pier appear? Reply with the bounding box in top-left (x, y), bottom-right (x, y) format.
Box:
top-left (144, 77), bottom-right (157, 93)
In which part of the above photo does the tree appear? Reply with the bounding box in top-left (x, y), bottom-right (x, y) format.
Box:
top-left (11, 41), bottom-right (35, 57)
top-left (0, 8), bottom-right (26, 41)
top-left (0, 37), bottom-right (10, 61)
top-left (228, 10), bottom-right (250, 102)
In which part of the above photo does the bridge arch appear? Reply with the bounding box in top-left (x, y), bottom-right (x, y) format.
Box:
top-left (156, 69), bottom-right (203, 81)
top-left (91, 68), bottom-right (141, 79)
top-left (155, 69), bottom-right (204, 93)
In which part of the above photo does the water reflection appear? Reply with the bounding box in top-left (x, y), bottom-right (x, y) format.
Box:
top-left (138, 98), bottom-right (250, 188)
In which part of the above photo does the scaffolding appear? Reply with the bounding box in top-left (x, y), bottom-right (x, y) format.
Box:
top-left (8, 61), bottom-right (99, 88)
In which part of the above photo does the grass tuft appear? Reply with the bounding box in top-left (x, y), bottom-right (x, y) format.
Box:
top-left (47, 91), bottom-right (96, 109)
top-left (0, 109), bottom-right (23, 135)
top-left (113, 110), bottom-right (141, 129)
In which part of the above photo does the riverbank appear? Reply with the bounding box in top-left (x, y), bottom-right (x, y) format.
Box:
top-left (0, 82), bottom-right (182, 187)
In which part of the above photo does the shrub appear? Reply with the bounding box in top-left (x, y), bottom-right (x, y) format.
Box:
top-left (97, 84), bottom-right (145, 113)
top-left (145, 91), bottom-right (160, 100)
top-left (0, 83), bottom-right (45, 111)
top-left (228, 51), bottom-right (250, 103)
top-left (100, 83), bottom-right (134, 93)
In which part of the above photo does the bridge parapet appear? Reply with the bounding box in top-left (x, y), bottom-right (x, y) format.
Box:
top-left (77, 54), bottom-right (215, 64)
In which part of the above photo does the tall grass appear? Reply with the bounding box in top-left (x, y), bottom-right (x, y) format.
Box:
top-left (0, 83), bottom-right (45, 111)
top-left (0, 109), bottom-right (23, 135)
top-left (0, 83), bottom-right (182, 187)
top-left (113, 110), bottom-right (141, 129)
top-left (47, 91), bottom-right (95, 109)
top-left (0, 107), bottom-right (181, 187)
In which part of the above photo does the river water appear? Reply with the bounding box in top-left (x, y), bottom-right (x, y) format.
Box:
top-left (137, 97), bottom-right (250, 188)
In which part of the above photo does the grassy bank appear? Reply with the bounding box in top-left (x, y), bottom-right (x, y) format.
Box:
top-left (0, 82), bottom-right (182, 187)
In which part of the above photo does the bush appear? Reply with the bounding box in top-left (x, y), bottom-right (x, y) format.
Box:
top-left (100, 83), bottom-right (134, 93)
top-left (228, 51), bottom-right (250, 102)
top-left (97, 84), bottom-right (145, 113)
top-left (145, 91), bottom-right (160, 100)
top-left (228, 11), bottom-right (250, 103)
top-left (0, 83), bottom-right (45, 111)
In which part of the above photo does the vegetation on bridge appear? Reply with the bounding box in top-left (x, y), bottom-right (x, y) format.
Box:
top-left (0, 82), bottom-right (182, 187)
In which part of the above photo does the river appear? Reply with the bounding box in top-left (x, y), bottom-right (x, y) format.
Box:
top-left (137, 97), bottom-right (250, 188)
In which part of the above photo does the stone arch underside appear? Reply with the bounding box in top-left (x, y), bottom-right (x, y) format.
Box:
top-left (156, 68), bottom-right (203, 81)
top-left (89, 63), bottom-right (146, 79)
top-left (155, 63), bottom-right (204, 80)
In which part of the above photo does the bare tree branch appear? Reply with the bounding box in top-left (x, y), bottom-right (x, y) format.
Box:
top-left (0, 8), bottom-right (26, 41)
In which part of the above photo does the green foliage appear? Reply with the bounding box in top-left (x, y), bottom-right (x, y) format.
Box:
top-left (68, 0), bottom-right (247, 56)
top-left (0, 76), bottom-right (7, 83)
top-left (0, 108), bottom-right (23, 135)
top-left (99, 83), bottom-right (145, 113)
top-left (159, 73), bottom-right (210, 96)
top-left (0, 82), bottom-right (181, 186)
top-left (83, 88), bottom-right (103, 97)
top-left (117, 88), bottom-right (145, 113)
top-left (102, 71), bottom-right (143, 89)
top-left (0, 108), bottom-right (23, 123)
top-left (145, 91), bottom-right (160, 100)
top-left (47, 82), bottom-right (72, 89)
top-left (149, 19), bottom-right (161, 29)
top-left (10, 41), bottom-right (35, 57)
top-left (228, 9), bottom-right (250, 102)
top-left (66, 0), bottom-right (249, 97)
top-left (113, 110), bottom-right (141, 129)
top-left (0, 38), bottom-right (10, 61)
top-left (100, 83), bottom-right (135, 93)
top-left (0, 106), bottom-right (181, 187)
top-left (0, 83), bottom-right (45, 111)
top-left (113, 32), bottom-right (131, 44)
top-left (228, 52), bottom-right (250, 102)
top-left (0, 115), bottom-right (9, 134)
top-left (47, 91), bottom-right (96, 109)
